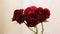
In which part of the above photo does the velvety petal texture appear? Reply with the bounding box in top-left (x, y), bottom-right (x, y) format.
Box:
top-left (24, 6), bottom-right (39, 27)
top-left (12, 6), bottom-right (50, 27)
top-left (12, 9), bottom-right (24, 24)
top-left (35, 7), bottom-right (50, 22)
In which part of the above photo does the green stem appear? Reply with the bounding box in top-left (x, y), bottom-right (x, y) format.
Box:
top-left (24, 22), bottom-right (35, 33)
top-left (29, 27), bottom-right (36, 33)
top-left (35, 26), bottom-right (38, 34)
top-left (41, 23), bottom-right (44, 34)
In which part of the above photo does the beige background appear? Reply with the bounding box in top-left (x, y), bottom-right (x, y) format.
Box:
top-left (0, 0), bottom-right (60, 34)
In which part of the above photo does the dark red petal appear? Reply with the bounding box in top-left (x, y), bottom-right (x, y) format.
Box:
top-left (12, 9), bottom-right (24, 24)
top-left (43, 8), bottom-right (50, 18)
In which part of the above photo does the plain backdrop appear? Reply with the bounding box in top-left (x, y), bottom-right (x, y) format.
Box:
top-left (0, 0), bottom-right (60, 34)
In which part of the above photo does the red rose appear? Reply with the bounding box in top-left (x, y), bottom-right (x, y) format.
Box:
top-left (24, 6), bottom-right (39, 27)
top-left (12, 9), bottom-right (24, 24)
top-left (35, 7), bottom-right (50, 22)
top-left (12, 6), bottom-right (50, 27)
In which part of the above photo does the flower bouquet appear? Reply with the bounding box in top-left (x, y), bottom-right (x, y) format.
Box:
top-left (12, 6), bottom-right (50, 34)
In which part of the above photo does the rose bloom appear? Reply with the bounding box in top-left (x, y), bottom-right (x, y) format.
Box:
top-left (35, 7), bottom-right (50, 22)
top-left (12, 6), bottom-right (50, 27)
top-left (12, 9), bottom-right (24, 24)
top-left (24, 6), bottom-right (39, 27)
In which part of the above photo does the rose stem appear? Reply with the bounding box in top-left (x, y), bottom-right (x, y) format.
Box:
top-left (41, 22), bottom-right (44, 34)
top-left (24, 22), bottom-right (35, 33)
top-left (35, 26), bottom-right (38, 34)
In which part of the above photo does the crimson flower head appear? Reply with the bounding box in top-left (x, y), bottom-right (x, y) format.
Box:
top-left (24, 6), bottom-right (39, 27)
top-left (35, 7), bottom-right (50, 22)
top-left (12, 6), bottom-right (50, 27)
top-left (12, 9), bottom-right (24, 24)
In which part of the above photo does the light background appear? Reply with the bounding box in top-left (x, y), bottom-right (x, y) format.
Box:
top-left (0, 0), bottom-right (60, 34)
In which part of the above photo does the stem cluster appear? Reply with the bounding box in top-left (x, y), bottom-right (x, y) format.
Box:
top-left (24, 22), bottom-right (44, 34)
